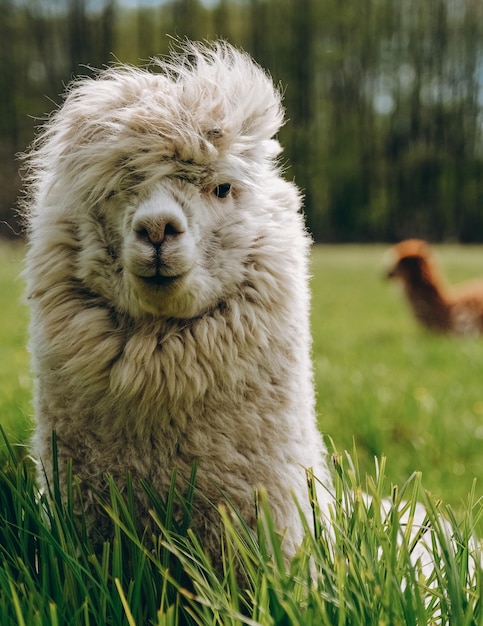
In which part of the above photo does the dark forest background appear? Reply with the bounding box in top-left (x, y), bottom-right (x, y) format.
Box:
top-left (2, 0), bottom-right (483, 242)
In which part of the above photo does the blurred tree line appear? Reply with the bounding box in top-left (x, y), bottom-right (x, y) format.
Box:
top-left (2, 0), bottom-right (483, 242)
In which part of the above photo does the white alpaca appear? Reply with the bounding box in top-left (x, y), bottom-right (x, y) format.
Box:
top-left (21, 41), bottom-right (333, 561)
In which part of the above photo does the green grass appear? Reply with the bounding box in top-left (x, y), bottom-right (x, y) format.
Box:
top-left (0, 243), bottom-right (30, 449)
top-left (6, 241), bottom-right (483, 508)
top-left (3, 241), bottom-right (483, 506)
top-left (0, 434), bottom-right (481, 625)
top-left (1, 242), bottom-right (483, 623)
top-left (311, 244), bottom-right (483, 512)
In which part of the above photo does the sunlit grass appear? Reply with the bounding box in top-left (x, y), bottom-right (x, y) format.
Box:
top-left (0, 241), bottom-right (483, 622)
top-left (311, 244), bottom-right (483, 513)
top-left (2, 242), bottom-right (483, 507)
top-left (0, 243), bottom-right (30, 450)
top-left (0, 432), bottom-right (480, 625)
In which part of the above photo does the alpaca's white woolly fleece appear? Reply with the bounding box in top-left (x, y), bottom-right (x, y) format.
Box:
top-left (21, 41), bottom-right (333, 561)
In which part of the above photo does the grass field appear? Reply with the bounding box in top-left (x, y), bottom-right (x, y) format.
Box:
top-left (0, 241), bottom-right (482, 624)
top-left (2, 242), bottom-right (483, 510)
top-left (310, 244), bottom-right (483, 514)
top-left (0, 243), bottom-right (30, 449)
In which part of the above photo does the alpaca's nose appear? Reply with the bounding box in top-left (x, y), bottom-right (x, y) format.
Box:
top-left (133, 215), bottom-right (185, 245)
top-left (132, 188), bottom-right (187, 245)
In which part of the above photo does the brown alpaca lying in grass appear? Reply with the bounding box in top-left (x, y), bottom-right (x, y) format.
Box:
top-left (386, 239), bottom-right (483, 335)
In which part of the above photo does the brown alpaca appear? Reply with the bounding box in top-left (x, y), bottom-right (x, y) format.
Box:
top-left (386, 239), bottom-right (483, 335)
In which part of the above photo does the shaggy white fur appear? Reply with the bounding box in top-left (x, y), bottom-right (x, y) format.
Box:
top-left (21, 41), bottom-right (333, 561)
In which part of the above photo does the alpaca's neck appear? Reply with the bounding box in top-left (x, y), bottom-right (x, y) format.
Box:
top-left (404, 265), bottom-right (451, 331)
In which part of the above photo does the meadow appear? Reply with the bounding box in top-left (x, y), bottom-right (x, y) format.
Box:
top-left (0, 242), bottom-right (482, 624)
top-left (3, 242), bottom-right (483, 510)
top-left (310, 244), bottom-right (483, 514)
top-left (0, 243), bottom-right (30, 449)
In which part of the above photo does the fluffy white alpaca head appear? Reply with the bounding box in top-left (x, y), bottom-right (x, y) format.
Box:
top-left (24, 41), bottom-right (296, 320)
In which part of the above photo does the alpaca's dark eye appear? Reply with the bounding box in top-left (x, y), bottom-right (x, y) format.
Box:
top-left (213, 183), bottom-right (232, 199)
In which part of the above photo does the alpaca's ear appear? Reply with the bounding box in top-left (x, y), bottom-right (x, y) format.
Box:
top-left (233, 88), bottom-right (285, 162)
top-left (239, 87), bottom-right (285, 144)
